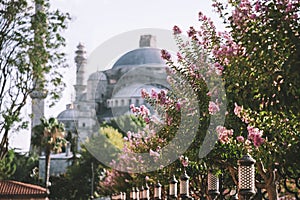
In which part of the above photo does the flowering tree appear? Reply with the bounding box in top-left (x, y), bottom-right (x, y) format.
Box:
top-left (99, 0), bottom-right (299, 199)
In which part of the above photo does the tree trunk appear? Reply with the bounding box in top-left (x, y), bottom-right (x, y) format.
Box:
top-left (45, 147), bottom-right (51, 194)
top-left (265, 181), bottom-right (278, 200)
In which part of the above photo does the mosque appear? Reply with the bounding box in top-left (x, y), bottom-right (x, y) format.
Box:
top-left (33, 34), bottom-right (170, 178)
top-left (57, 34), bottom-right (170, 141)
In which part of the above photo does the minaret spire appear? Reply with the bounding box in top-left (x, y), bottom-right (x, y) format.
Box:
top-left (74, 43), bottom-right (87, 102)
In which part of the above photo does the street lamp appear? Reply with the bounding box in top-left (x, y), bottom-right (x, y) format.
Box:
top-left (143, 184), bottom-right (150, 200)
top-left (135, 187), bottom-right (140, 200)
top-left (169, 175), bottom-right (178, 200)
top-left (130, 187), bottom-right (136, 200)
top-left (121, 192), bottom-right (126, 200)
top-left (238, 154), bottom-right (256, 200)
top-left (154, 181), bottom-right (162, 200)
top-left (140, 186), bottom-right (144, 200)
top-left (207, 170), bottom-right (220, 200)
top-left (180, 170), bottom-right (193, 200)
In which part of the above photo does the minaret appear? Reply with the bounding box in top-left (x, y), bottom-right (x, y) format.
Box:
top-left (30, 1), bottom-right (47, 133)
top-left (74, 43), bottom-right (87, 102)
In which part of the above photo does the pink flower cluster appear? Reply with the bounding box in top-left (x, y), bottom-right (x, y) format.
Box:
top-left (208, 101), bottom-right (220, 115)
top-left (234, 103), bottom-right (250, 123)
top-left (179, 155), bottom-right (189, 167)
top-left (173, 25), bottom-right (182, 35)
top-left (161, 49), bottom-right (171, 61)
top-left (233, 103), bottom-right (265, 147)
top-left (216, 126), bottom-right (234, 144)
top-left (247, 125), bottom-right (265, 147)
top-left (130, 103), bottom-right (150, 123)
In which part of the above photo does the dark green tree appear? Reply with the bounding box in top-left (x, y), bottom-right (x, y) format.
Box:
top-left (0, 0), bottom-right (69, 160)
top-left (11, 153), bottom-right (40, 184)
top-left (31, 117), bottom-right (66, 192)
top-left (0, 150), bottom-right (16, 180)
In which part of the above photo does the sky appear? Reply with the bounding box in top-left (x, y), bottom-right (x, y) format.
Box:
top-left (9, 0), bottom-right (226, 152)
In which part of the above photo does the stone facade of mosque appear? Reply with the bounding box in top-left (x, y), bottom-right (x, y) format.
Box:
top-left (57, 34), bottom-right (170, 144)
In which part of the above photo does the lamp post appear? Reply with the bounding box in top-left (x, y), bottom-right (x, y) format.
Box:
top-left (135, 187), bottom-right (140, 200)
top-left (207, 170), bottom-right (220, 200)
top-left (130, 187), bottom-right (136, 200)
top-left (238, 154), bottom-right (256, 200)
top-left (154, 181), bottom-right (162, 200)
top-left (140, 186), bottom-right (144, 200)
top-left (122, 192), bottom-right (126, 200)
top-left (169, 175), bottom-right (178, 200)
top-left (143, 184), bottom-right (150, 200)
top-left (179, 170), bottom-right (193, 200)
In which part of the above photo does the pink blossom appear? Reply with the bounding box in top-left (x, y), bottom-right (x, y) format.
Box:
top-left (177, 52), bottom-right (183, 62)
top-left (236, 136), bottom-right (245, 143)
top-left (233, 103), bottom-right (242, 118)
top-left (176, 102), bottom-right (181, 111)
top-left (173, 25), bottom-right (182, 35)
top-left (209, 101), bottom-right (220, 115)
top-left (214, 62), bottom-right (224, 75)
top-left (166, 114), bottom-right (172, 126)
top-left (149, 149), bottom-right (160, 157)
top-left (179, 156), bottom-right (189, 167)
top-left (198, 12), bottom-right (208, 21)
top-left (161, 49), bottom-right (171, 60)
top-left (130, 104), bottom-right (136, 113)
top-left (247, 125), bottom-right (264, 147)
top-left (250, 14), bottom-right (256, 19)
top-left (187, 26), bottom-right (197, 37)
top-left (216, 126), bottom-right (234, 144)
top-left (144, 117), bottom-right (150, 124)
top-left (158, 90), bottom-right (167, 104)
top-left (140, 105), bottom-right (149, 116)
top-left (141, 88), bottom-right (149, 98)
top-left (255, 1), bottom-right (261, 12)
top-left (145, 176), bottom-right (150, 181)
top-left (151, 89), bottom-right (158, 98)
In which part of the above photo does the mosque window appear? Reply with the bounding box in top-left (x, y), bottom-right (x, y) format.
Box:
top-left (121, 99), bottom-right (125, 106)
top-left (115, 100), bottom-right (118, 107)
top-left (65, 122), bottom-right (70, 128)
top-left (82, 123), bottom-right (86, 127)
top-left (136, 99), bottom-right (139, 105)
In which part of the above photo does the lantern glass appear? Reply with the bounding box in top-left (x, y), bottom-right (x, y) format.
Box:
top-left (169, 182), bottom-right (177, 196)
top-left (180, 170), bottom-right (190, 196)
top-left (208, 171), bottom-right (219, 191)
top-left (154, 183), bottom-right (161, 199)
top-left (238, 154), bottom-right (256, 199)
top-left (169, 175), bottom-right (178, 196)
top-left (180, 179), bottom-right (189, 195)
top-left (140, 187), bottom-right (144, 199)
top-left (143, 185), bottom-right (149, 199)
top-left (238, 165), bottom-right (255, 190)
top-left (136, 188), bottom-right (140, 200)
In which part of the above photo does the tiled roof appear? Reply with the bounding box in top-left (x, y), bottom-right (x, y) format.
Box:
top-left (0, 180), bottom-right (47, 199)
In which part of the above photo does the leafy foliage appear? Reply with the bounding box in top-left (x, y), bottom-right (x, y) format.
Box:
top-left (0, 0), bottom-right (70, 159)
top-left (49, 125), bottom-right (123, 199)
top-left (0, 150), bottom-right (16, 180)
top-left (98, 0), bottom-right (300, 199)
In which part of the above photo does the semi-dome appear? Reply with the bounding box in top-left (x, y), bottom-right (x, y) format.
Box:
top-left (88, 71), bottom-right (107, 81)
top-left (112, 47), bottom-right (165, 69)
top-left (57, 104), bottom-right (78, 121)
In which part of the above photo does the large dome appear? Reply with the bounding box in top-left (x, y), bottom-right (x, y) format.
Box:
top-left (112, 47), bottom-right (165, 69)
